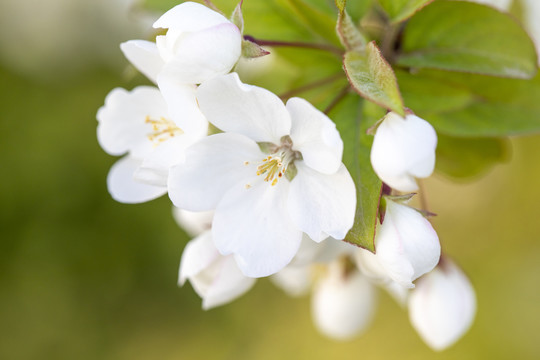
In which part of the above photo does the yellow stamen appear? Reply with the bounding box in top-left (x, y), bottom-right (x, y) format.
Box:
top-left (145, 115), bottom-right (183, 145)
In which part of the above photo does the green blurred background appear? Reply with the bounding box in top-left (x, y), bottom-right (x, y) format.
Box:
top-left (1, 0), bottom-right (539, 359)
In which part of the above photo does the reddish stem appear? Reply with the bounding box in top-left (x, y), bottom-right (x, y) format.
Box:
top-left (244, 36), bottom-right (344, 56)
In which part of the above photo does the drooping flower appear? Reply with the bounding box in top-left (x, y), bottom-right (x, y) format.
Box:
top-left (174, 209), bottom-right (256, 309)
top-left (179, 229), bottom-right (256, 310)
top-left (311, 262), bottom-right (377, 340)
top-left (408, 258), bottom-right (476, 350)
top-left (120, 1), bottom-right (242, 85)
top-left (96, 86), bottom-right (205, 203)
top-left (168, 73), bottom-right (356, 277)
top-left (370, 112), bottom-right (437, 192)
top-left (367, 197), bottom-right (441, 288)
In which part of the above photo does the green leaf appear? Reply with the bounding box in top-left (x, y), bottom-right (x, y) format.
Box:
top-left (241, 39), bottom-right (270, 58)
top-left (396, 69), bottom-right (475, 114)
top-left (377, 0), bottom-right (433, 23)
top-left (344, 42), bottom-right (405, 116)
top-left (277, 0), bottom-right (341, 45)
top-left (335, 0), bottom-right (366, 52)
top-left (331, 95), bottom-right (383, 252)
top-left (397, 0), bottom-right (538, 79)
top-left (400, 69), bottom-right (540, 137)
top-left (230, 1), bottom-right (244, 33)
top-left (436, 134), bottom-right (511, 179)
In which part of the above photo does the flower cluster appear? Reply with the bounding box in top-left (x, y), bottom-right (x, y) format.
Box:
top-left (97, 1), bottom-right (476, 351)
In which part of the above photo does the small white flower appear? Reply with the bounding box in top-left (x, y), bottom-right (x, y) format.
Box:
top-left (179, 230), bottom-right (255, 310)
top-left (96, 86), bottom-right (204, 203)
top-left (312, 262), bottom-right (376, 340)
top-left (370, 198), bottom-right (441, 288)
top-left (121, 1), bottom-right (241, 85)
top-left (168, 73), bottom-right (356, 277)
top-left (408, 258), bottom-right (477, 351)
top-left (370, 112), bottom-right (437, 192)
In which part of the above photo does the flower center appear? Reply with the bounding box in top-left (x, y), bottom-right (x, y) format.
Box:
top-left (145, 115), bottom-right (183, 145)
top-left (255, 148), bottom-right (297, 186)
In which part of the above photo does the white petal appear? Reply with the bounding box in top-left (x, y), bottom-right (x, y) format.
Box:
top-left (370, 112), bottom-right (437, 192)
top-left (271, 265), bottom-right (312, 297)
top-left (153, 2), bottom-right (231, 32)
top-left (312, 238), bottom-right (357, 263)
top-left (159, 23), bottom-right (242, 84)
top-left (312, 265), bottom-right (376, 340)
top-left (288, 161), bottom-right (356, 242)
top-left (355, 247), bottom-right (410, 305)
top-left (212, 179), bottom-right (303, 278)
top-left (173, 208), bottom-right (214, 237)
top-left (156, 75), bottom-right (208, 137)
top-left (288, 234), bottom-right (324, 267)
top-left (197, 73), bottom-right (291, 143)
top-left (355, 247), bottom-right (391, 282)
top-left (286, 97), bottom-right (343, 174)
top-left (409, 259), bottom-right (476, 351)
top-left (135, 135), bottom-right (192, 187)
top-left (120, 40), bottom-right (164, 83)
top-left (375, 199), bottom-right (441, 287)
top-left (168, 133), bottom-right (263, 211)
top-left (107, 156), bottom-right (166, 204)
top-left (291, 236), bottom-right (356, 267)
top-left (179, 230), bottom-right (220, 285)
top-left (202, 256), bottom-right (256, 310)
top-left (97, 86), bottom-right (167, 158)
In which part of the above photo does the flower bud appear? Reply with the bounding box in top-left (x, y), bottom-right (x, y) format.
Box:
top-left (311, 263), bottom-right (376, 340)
top-left (373, 198), bottom-right (440, 288)
top-left (408, 258), bottom-right (477, 350)
top-left (370, 112), bottom-right (437, 192)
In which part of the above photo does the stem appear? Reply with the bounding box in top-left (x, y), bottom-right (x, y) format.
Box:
top-left (279, 74), bottom-right (343, 100)
top-left (380, 23), bottom-right (401, 64)
top-left (244, 35), bottom-right (344, 56)
top-left (417, 179), bottom-right (429, 213)
top-left (324, 85), bottom-right (351, 114)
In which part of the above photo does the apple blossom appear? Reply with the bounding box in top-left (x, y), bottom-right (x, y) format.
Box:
top-left (369, 198), bottom-right (440, 288)
top-left (96, 85), bottom-right (205, 203)
top-left (121, 1), bottom-right (241, 86)
top-left (370, 112), bottom-right (437, 192)
top-left (179, 230), bottom-right (256, 310)
top-left (408, 258), bottom-right (476, 351)
top-left (168, 73), bottom-right (356, 277)
top-left (174, 208), bottom-right (256, 309)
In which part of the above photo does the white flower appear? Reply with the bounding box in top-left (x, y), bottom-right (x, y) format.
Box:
top-left (168, 73), bottom-right (356, 277)
top-left (96, 86), bottom-right (204, 203)
top-left (370, 198), bottom-right (440, 288)
top-left (408, 258), bottom-right (476, 351)
top-left (120, 1), bottom-right (241, 85)
top-left (179, 230), bottom-right (255, 310)
top-left (311, 262), bottom-right (376, 340)
top-left (370, 112), bottom-right (437, 192)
